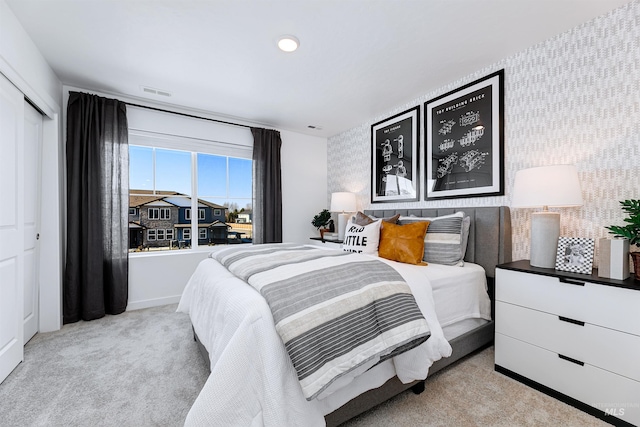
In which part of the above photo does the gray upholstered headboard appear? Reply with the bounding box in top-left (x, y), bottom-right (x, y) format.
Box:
top-left (364, 206), bottom-right (512, 278)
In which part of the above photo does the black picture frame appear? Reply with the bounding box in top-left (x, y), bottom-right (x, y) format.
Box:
top-left (424, 70), bottom-right (504, 200)
top-left (371, 106), bottom-right (420, 203)
top-left (555, 237), bottom-right (595, 275)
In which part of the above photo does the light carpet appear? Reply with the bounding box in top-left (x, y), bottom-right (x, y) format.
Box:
top-left (0, 303), bottom-right (609, 426)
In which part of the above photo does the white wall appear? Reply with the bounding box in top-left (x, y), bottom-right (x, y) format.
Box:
top-left (281, 129), bottom-right (328, 243)
top-left (328, 1), bottom-right (640, 266)
top-left (0, 1), bottom-right (60, 116)
top-left (127, 250), bottom-right (211, 310)
top-left (0, 0), bottom-right (63, 332)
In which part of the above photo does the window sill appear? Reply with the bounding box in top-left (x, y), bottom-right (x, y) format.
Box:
top-left (128, 246), bottom-right (214, 258)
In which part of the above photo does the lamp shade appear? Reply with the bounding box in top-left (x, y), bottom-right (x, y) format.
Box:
top-left (330, 192), bottom-right (356, 213)
top-left (511, 165), bottom-right (583, 208)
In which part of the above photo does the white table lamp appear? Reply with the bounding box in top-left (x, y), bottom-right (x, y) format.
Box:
top-left (512, 165), bottom-right (583, 269)
top-left (330, 192), bottom-right (357, 241)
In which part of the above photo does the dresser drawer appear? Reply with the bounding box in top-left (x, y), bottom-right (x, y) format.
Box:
top-left (495, 333), bottom-right (640, 426)
top-left (495, 301), bottom-right (640, 382)
top-left (496, 268), bottom-right (640, 336)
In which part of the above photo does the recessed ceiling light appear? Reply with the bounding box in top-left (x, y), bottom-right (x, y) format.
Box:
top-left (277, 35), bottom-right (299, 53)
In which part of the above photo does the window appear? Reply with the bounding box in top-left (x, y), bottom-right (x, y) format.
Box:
top-left (148, 208), bottom-right (169, 220)
top-left (129, 208), bottom-right (136, 215)
top-left (185, 208), bottom-right (206, 221)
top-left (197, 154), bottom-right (252, 213)
top-left (129, 129), bottom-right (253, 253)
top-left (147, 229), bottom-right (156, 241)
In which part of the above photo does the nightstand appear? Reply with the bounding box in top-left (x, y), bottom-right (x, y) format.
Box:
top-left (495, 260), bottom-right (640, 426)
top-left (309, 236), bottom-right (343, 249)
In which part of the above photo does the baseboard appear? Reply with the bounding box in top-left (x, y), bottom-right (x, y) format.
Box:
top-left (495, 365), bottom-right (634, 427)
top-left (127, 295), bottom-right (182, 311)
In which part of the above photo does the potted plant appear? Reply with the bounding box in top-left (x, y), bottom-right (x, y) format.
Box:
top-left (311, 209), bottom-right (332, 238)
top-left (606, 199), bottom-right (640, 280)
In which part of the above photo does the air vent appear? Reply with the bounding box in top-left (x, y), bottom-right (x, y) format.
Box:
top-left (141, 86), bottom-right (172, 97)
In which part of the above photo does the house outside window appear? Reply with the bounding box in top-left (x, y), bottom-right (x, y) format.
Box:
top-left (129, 130), bottom-right (252, 253)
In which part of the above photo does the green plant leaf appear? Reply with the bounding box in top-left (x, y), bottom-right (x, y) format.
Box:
top-left (606, 199), bottom-right (640, 247)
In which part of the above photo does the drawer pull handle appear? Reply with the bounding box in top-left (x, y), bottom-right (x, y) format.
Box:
top-left (558, 354), bottom-right (584, 366)
top-left (559, 277), bottom-right (585, 286)
top-left (558, 316), bottom-right (585, 326)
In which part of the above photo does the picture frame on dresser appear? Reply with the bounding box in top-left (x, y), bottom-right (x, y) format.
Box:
top-left (371, 106), bottom-right (420, 203)
top-left (555, 237), bottom-right (595, 275)
top-left (424, 69), bottom-right (504, 200)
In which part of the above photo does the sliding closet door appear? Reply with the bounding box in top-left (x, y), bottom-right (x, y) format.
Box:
top-left (23, 101), bottom-right (42, 344)
top-left (0, 73), bottom-right (25, 384)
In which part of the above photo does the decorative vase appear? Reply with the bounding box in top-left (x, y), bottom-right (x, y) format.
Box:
top-left (631, 252), bottom-right (640, 281)
top-left (598, 238), bottom-right (630, 280)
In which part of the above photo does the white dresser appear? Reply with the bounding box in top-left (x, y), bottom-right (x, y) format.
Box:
top-left (495, 261), bottom-right (640, 426)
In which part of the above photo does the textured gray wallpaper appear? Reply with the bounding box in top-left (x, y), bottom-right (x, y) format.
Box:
top-left (328, 0), bottom-right (640, 264)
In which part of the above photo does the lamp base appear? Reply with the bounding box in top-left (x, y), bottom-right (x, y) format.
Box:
top-left (530, 211), bottom-right (560, 269)
top-left (337, 213), bottom-right (350, 241)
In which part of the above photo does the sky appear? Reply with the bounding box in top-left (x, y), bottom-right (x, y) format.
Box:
top-left (129, 145), bottom-right (252, 210)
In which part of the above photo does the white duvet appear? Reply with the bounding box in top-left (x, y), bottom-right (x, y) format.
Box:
top-left (177, 247), bottom-right (463, 426)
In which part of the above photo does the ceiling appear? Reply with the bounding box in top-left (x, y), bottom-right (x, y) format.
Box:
top-left (6, 0), bottom-right (631, 138)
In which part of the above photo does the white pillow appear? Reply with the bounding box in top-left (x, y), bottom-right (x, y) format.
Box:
top-left (342, 218), bottom-right (382, 254)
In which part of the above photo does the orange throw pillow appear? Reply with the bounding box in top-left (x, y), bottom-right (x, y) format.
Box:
top-left (378, 221), bottom-right (430, 265)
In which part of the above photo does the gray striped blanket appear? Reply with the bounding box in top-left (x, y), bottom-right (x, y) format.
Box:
top-left (212, 243), bottom-right (431, 400)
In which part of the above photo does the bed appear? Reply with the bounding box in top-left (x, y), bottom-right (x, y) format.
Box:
top-left (177, 206), bottom-right (512, 426)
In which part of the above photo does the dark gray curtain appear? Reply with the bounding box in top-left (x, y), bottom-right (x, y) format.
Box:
top-left (64, 92), bottom-right (129, 323)
top-left (251, 127), bottom-right (282, 244)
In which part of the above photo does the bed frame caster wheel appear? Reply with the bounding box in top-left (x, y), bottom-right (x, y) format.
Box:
top-left (411, 381), bottom-right (425, 395)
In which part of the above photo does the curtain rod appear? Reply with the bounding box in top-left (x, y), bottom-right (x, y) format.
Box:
top-left (124, 101), bottom-right (253, 130)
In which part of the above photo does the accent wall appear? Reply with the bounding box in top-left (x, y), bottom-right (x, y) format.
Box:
top-left (327, 0), bottom-right (640, 265)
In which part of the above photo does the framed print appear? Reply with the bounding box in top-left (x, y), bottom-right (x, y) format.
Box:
top-left (555, 237), bottom-right (595, 274)
top-left (424, 70), bottom-right (504, 200)
top-left (371, 106), bottom-right (419, 203)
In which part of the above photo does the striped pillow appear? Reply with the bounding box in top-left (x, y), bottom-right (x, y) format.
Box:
top-left (398, 212), bottom-right (470, 266)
